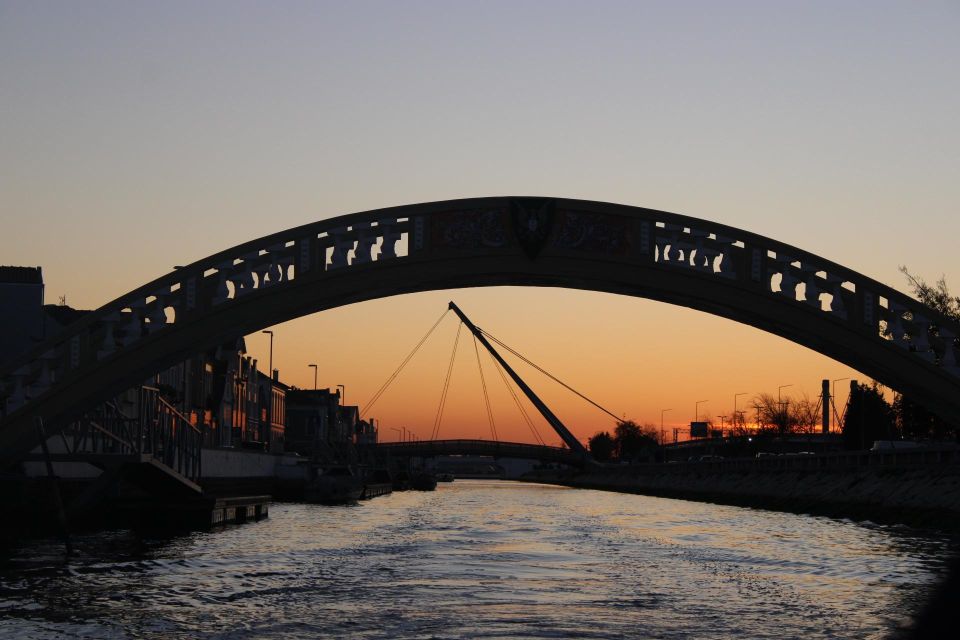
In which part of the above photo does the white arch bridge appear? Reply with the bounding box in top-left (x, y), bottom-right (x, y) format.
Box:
top-left (2, 197), bottom-right (958, 467)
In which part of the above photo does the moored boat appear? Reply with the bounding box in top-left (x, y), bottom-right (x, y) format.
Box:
top-left (410, 472), bottom-right (438, 491)
top-left (304, 466), bottom-right (364, 504)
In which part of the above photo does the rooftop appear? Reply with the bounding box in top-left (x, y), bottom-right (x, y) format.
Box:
top-left (0, 266), bottom-right (43, 285)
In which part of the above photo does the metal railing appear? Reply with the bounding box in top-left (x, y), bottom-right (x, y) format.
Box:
top-left (138, 386), bottom-right (203, 482)
top-left (57, 386), bottom-right (202, 483)
top-left (63, 398), bottom-right (139, 457)
top-left (626, 445), bottom-right (960, 476)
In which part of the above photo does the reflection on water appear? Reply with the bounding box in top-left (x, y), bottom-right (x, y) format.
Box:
top-left (0, 481), bottom-right (954, 638)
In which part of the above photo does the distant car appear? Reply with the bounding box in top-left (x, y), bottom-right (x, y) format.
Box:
top-left (756, 452), bottom-right (776, 458)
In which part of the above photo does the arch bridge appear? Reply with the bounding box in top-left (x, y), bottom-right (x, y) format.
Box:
top-left (3, 197), bottom-right (959, 466)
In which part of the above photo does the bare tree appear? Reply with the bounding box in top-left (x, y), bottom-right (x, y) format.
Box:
top-left (754, 392), bottom-right (789, 434)
top-left (790, 393), bottom-right (820, 434)
top-left (752, 392), bottom-right (818, 435)
top-left (900, 266), bottom-right (960, 321)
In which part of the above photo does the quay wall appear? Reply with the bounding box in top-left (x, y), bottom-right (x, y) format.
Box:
top-left (199, 448), bottom-right (308, 497)
top-left (528, 446), bottom-right (960, 529)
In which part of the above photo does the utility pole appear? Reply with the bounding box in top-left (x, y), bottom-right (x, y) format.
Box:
top-left (778, 384), bottom-right (793, 429)
top-left (695, 399), bottom-right (708, 422)
top-left (661, 408), bottom-right (672, 445)
top-left (820, 379), bottom-right (830, 434)
top-left (734, 392), bottom-right (748, 431)
top-left (308, 364), bottom-right (318, 390)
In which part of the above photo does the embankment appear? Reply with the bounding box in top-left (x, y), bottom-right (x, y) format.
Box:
top-left (527, 447), bottom-right (960, 530)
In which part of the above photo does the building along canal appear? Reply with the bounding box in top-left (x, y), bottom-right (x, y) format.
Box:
top-left (1, 480), bottom-right (956, 639)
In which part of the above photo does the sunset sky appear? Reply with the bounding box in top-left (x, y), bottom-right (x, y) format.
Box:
top-left (2, 1), bottom-right (958, 444)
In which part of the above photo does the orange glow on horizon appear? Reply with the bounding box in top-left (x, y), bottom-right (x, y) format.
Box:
top-left (242, 287), bottom-right (862, 446)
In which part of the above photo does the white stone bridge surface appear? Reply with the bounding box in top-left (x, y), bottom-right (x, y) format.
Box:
top-left (2, 197), bottom-right (959, 467)
top-left (372, 439), bottom-right (584, 468)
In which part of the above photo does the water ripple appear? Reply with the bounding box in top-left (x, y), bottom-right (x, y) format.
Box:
top-left (0, 480), bottom-right (955, 639)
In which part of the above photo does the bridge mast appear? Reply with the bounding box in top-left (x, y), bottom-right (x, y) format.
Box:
top-left (447, 301), bottom-right (588, 456)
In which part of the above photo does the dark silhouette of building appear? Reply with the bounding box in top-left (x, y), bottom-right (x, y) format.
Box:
top-left (0, 266), bottom-right (45, 366)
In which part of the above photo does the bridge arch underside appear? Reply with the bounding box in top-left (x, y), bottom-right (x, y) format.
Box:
top-left (2, 197), bottom-right (959, 465)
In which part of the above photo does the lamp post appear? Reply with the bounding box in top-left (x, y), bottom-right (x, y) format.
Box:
top-left (261, 330), bottom-right (274, 380)
top-left (695, 399), bottom-right (709, 422)
top-left (831, 377), bottom-right (850, 431)
top-left (661, 408), bottom-right (672, 445)
top-left (778, 384), bottom-right (793, 404)
top-left (391, 427), bottom-right (402, 442)
top-left (308, 364), bottom-right (318, 390)
top-left (777, 384), bottom-right (793, 432)
top-left (778, 384), bottom-right (792, 414)
top-left (734, 392), bottom-right (748, 430)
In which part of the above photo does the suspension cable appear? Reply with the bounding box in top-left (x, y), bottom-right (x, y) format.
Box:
top-left (431, 321), bottom-right (463, 440)
top-left (480, 329), bottom-right (622, 422)
top-left (361, 309), bottom-right (449, 418)
top-left (471, 334), bottom-right (498, 441)
top-left (489, 347), bottom-right (546, 445)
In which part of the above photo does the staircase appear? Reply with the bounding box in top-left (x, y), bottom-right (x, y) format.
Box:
top-left (29, 386), bottom-right (205, 519)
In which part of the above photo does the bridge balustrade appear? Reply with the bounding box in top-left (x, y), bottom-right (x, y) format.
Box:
top-left (2, 197), bottom-right (959, 465)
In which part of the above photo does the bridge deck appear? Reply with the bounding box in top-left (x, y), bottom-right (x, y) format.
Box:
top-left (373, 439), bottom-right (585, 467)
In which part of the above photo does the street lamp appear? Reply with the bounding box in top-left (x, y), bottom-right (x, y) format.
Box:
top-left (695, 399), bottom-right (709, 422)
top-left (337, 384), bottom-right (345, 406)
top-left (308, 364), bottom-right (318, 390)
top-left (778, 384), bottom-right (793, 404)
top-left (778, 384), bottom-right (793, 402)
top-left (261, 330), bottom-right (274, 380)
top-left (734, 392), bottom-right (748, 429)
top-left (777, 384), bottom-right (793, 431)
top-left (391, 427), bottom-right (402, 442)
top-left (661, 408), bottom-right (672, 444)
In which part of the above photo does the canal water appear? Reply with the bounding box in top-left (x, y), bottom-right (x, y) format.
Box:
top-left (0, 480), bottom-right (955, 639)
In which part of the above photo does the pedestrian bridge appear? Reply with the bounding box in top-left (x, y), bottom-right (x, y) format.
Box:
top-left (373, 439), bottom-right (585, 468)
top-left (3, 196), bottom-right (959, 467)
